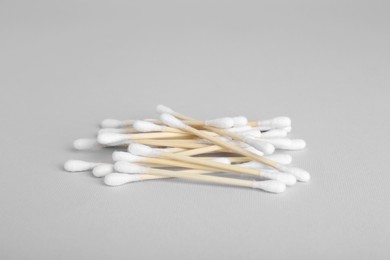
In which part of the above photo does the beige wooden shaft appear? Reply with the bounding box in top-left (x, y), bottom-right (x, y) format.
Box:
top-left (135, 139), bottom-right (208, 149)
top-left (160, 152), bottom-right (260, 177)
top-left (128, 132), bottom-right (192, 139)
top-left (139, 169), bottom-right (213, 181)
top-left (165, 147), bottom-right (186, 153)
top-left (144, 157), bottom-right (221, 171)
top-left (199, 156), bottom-right (250, 163)
top-left (147, 168), bottom-right (254, 188)
top-left (161, 126), bottom-right (188, 134)
top-left (176, 145), bottom-right (222, 156)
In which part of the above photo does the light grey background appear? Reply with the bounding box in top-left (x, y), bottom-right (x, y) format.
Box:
top-left (1, 0), bottom-right (389, 259)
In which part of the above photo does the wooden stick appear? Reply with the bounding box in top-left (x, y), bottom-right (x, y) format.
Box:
top-left (137, 169), bottom-right (213, 181)
top-left (176, 145), bottom-right (222, 156)
top-left (135, 139), bottom-right (209, 149)
top-left (127, 132), bottom-right (193, 139)
top-left (147, 167), bottom-right (254, 188)
top-left (140, 157), bottom-right (225, 171)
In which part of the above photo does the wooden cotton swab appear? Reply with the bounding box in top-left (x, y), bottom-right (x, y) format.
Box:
top-left (109, 162), bottom-right (290, 186)
top-left (159, 113), bottom-right (310, 182)
top-left (106, 163), bottom-right (286, 193)
top-left (128, 144), bottom-right (296, 185)
top-left (112, 151), bottom-right (232, 172)
top-left (97, 132), bottom-right (193, 145)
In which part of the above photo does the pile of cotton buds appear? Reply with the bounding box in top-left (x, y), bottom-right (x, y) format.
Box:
top-left (64, 105), bottom-right (309, 194)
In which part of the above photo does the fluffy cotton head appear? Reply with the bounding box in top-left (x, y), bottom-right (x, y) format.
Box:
top-left (156, 104), bottom-right (174, 114)
top-left (101, 119), bottom-right (124, 128)
top-left (98, 128), bottom-right (129, 134)
top-left (212, 157), bottom-right (231, 165)
top-left (244, 138), bottom-right (275, 155)
top-left (240, 129), bottom-right (262, 138)
top-left (289, 139), bottom-right (306, 150)
top-left (112, 151), bottom-right (145, 163)
top-left (260, 129), bottom-right (288, 138)
top-left (232, 116), bottom-right (248, 127)
top-left (262, 138), bottom-right (292, 150)
top-left (92, 164), bottom-right (114, 177)
top-left (263, 138), bottom-right (306, 150)
top-left (258, 117), bottom-right (291, 128)
top-left (104, 173), bottom-right (142, 186)
top-left (64, 160), bottom-right (97, 172)
top-left (260, 170), bottom-right (297, 186)
top-left (160, 113), bottom-right (187, 129)
top-left (128, 143), bottom-right (161, 157)
top-left (97, 133), bottom-right (128, 145)
top-left (114, 161), bottom-right (148, 174)
top-left (278, 165), bottom-right (311, 182)
top-left (264, 154), bottom-right (292, 165)
top-left (73, 138), bottom-right (100, 150)
top-left (205, 117), bottom-right (234, 129)
top-left (227, 126), bottom-right (252, 132)
top-left (133, 121), bottom-right (163, 132)
top-left (244, 146), bottom-right (264, 156)
top-left (252, 180), bottom-right (286, 193)
top-left (238, 161), bottom-right (264, 169)
top-left (284, 126), bottom-right (292, 133)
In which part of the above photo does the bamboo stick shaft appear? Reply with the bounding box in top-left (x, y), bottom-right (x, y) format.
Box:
top-left (147, 168), bottom-right (254, 188)
top-left (136, 139), bottom-right (208, 149)
top-left (176, 145), bottom-right (223, 156)
top-left (128, 132), bottom-right (192, 139)
top-left (144, 157), bottom-right (221, 171)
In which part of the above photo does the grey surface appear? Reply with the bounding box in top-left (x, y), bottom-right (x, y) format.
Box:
top-left (1, 0), bottom-right (390, 259)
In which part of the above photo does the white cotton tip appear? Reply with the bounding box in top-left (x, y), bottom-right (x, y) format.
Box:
top-left (101, 119), bottom-right (124, 128)
top-left (244, 138), bottom-right (275, 155)
top-left (97, 133), bottom-right (128, 145)
top-left (263, 138), bottom-right (306, 150)
top-left (64, 160), bottom-right (97, 172)
top-left (98, 128), bottom-right (130, 134)
top-left (104, 173), bottom-right (142, 186)
top-left (128, 143), bottom-right (161, 157)
top-left (252, 180), bottom-right (286, 193)
top-left (261, 138), bottom-right (292, 150)
top-left (227, 126), bottom-right (252, 132)
top-left (73, 138), bottom-right (100, 150)
top-left (160, 113), bottom-right (187, 129)
top-left (260, 129), bottom-right (288, 138)
top-left (114, 161), bottom-right (149, 174)
top-left (232, 116), bottom-right (248, 127)
top-left (264, 154), bottom-right (292, 165)
top-left (279, 166), bottom-right (311, 182)
top-left (112, 151), bottom-right (145, 163)
top-left (212, 157), bottom-right (231, 165)
top-left (259, 117), bottom-right (291, 128)
top-left (240, 129), bottom-right (262, 138)
top-left (289, 139), bottom-right (306, 150)
top-left (283, 126), bottom-right (292, 133)
top-left (92, 164), bottom-right (114, 177)
top-left (238, 161), bottom-right (265, 169)
top-left (205, 117), bottom-right (234, 129)
top-left (244, 146), bottom-right (264, 156)
top-left (133, 120), bottom-right (163, 132)
top-left (261, 170), bottom-right (296, 186)
top-left (156, 104), bottom-right (174, 114)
